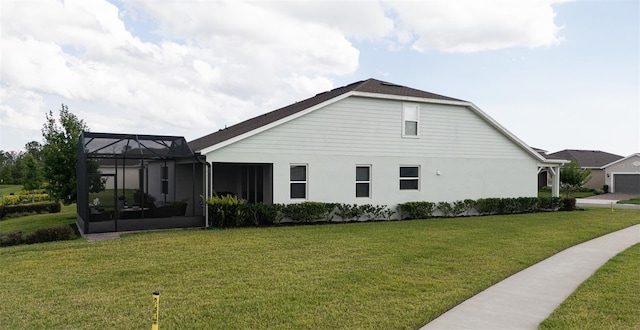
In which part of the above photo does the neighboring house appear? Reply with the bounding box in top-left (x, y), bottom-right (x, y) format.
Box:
top-left (190, 79), bottom-right (565, 209)
top-left (602, 153), bottom-right (640, 194)
top-left (546, 149), bottom-right (623, 190)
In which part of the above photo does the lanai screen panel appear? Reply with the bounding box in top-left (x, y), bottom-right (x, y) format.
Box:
top-left (83, 133), bottom-right (194, 159)
top-left (77, 132), bottom-right (203, 234)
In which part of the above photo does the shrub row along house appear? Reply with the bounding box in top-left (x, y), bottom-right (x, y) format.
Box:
top-left (77, 79), bottom-right (566, 234)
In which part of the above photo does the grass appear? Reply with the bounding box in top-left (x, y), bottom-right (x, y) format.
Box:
top-left (0, 184), bottom-right (25, 200)
top-left (540, 244), bottom-right (640, 329)
top-left (618, 198), bottom-right (640, 205)
top-left (0, 204), bottom-right (77, 234)
top-left (0, 208), bottom-right (639, 329)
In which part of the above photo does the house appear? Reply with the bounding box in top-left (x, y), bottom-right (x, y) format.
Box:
top-left (189, 79), bottom-right (565, 209)
top-left (601, 153), bottom-right (640, 194)
top-left (546, 149), bottom-right (623, 190)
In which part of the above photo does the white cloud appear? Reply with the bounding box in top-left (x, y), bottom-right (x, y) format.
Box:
top-left (0, 88), bottom-right (45, 131)
top-left (384, 0), bottom-right (570, 53)
top-left (1, 0), bottom-right (572, 151)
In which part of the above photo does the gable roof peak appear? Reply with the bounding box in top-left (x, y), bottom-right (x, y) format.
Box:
top-left (189, 78), bottom-right (463, 152)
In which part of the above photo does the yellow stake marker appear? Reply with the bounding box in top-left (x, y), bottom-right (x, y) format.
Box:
top-left (152, 292), bottom-right (160, 330)
top-left (611, 202), bottom-right (614, 212)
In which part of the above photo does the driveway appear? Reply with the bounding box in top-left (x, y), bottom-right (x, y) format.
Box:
top-left (577, 193), bottom-right (640, 209)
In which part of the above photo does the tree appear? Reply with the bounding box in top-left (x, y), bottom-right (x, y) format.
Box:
top-left (41, 104), bottom-right (88, 204)
top-left (560, 160), bottom-right (592, 198)
top-left (0, 150), bottom-right (22, 184)
top-left (24, 141), bottom-right (43, 163)
top-left (21, 154), bottom-right (44, 203)
top-left (87, 159), bottom-right (107, 194)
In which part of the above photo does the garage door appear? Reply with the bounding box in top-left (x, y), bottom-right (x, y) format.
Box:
top-left (613, 174), bottom-right (640, 194)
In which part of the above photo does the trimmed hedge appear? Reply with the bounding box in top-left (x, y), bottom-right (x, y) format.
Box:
top-left (206, 196), bottom-right (571, 228)
top-left (397, 202), bottom-right (436, 220)
top-left (0, 202), bottom-right (61, 219)
top-left (207, 194), bottom-right (246, 228)
top-left (1, 193), bottom-right (51, 206)
top-left (0, 226), bottom-right (74, 247)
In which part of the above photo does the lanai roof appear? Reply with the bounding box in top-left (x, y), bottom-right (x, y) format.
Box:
top-left (188, 78), bottom-right (463, 152)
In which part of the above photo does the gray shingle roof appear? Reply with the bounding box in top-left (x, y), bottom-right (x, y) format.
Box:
top-left (546, 149), bottom-right (623, 168)
top-left (189, 78), bottom-right (462, 152)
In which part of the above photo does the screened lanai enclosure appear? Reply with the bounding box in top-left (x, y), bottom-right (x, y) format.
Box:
top-left (77, 132), bottom-right (208, 234)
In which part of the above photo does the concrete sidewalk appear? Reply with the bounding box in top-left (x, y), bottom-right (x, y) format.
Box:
top-left (421, 224), bottom-right (640, 330)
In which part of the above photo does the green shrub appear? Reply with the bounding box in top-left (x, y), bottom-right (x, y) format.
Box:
top-left (335, 204), bottom-right (361, 221)
top-left (539, 197), bottom-right (563, 211)
top-left (562, 198), bottom-right (577, 211)
top-left (25, 226), bottom-right (74, 244)
top-left (475, 198), bottom-right (500, 215)
top-left (0, 231), bottom-right (25, 247)
top-left (244, 203), bottom-right (283, 226)
top-left (397, 202), bottom-right (435, 219)
top-left (282, 202), bottom-right (330, 222)
top-left (499, 198), bottom-right (520, 214)
top-left (436, 202), bottom-right (454, 217)
top-left (206, 194), bottom-right (246, 228)
top-left (517, 197), bottom-right (539, 213)
top-left (603, 185), bottom-right (609, 193)
top-left (380, 206), bottom-right (396, 220)
top-left (0, 203), bottom-right (61, 219)
top-left (463, 199), bottom-right (477, 215)
top-left (1, 195), bottom-right (19, 206)
top-left (201, 196), bottom-right (569, 229)
top-left (359, 204), bottom-right (389, 220)
top-left (1, 226), bottom-right (74, 247)
top-left (1, 193), bottom-right (50, 206)
top-left (47, 203), bottom-right (62, 213)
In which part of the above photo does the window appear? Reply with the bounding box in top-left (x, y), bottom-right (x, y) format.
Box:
top-left (356, 165), bottom-right (371, 198)
top-left (290, 164), bottom-right (307, 199)
top-left (399, 166), bottom-right (419, 190)
top-left (402, 103), bottom-right (419, 137)
top-left (161, 165), bottom-right (169, 194)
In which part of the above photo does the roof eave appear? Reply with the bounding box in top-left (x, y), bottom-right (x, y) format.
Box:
top-left (198, 91), bottom-right (354, 154)
top-left (600, 153), bottom-right (640, 169)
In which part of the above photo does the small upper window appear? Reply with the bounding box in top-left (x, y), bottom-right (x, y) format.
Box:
top-left (290, 164), bottom-right (307, 199)
top-left (402, 103), bottom-right (419, 137)
top-left (356, 165), bottom-right (371, 198)
top-left (399, 166), bottom-right (419, 190)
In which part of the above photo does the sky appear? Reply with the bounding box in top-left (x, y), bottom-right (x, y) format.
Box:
top-left (1, 0), bottom-right (638, 157)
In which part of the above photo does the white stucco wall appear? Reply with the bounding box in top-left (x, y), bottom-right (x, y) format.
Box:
top-left (205, 96), bottom-right (538, 204)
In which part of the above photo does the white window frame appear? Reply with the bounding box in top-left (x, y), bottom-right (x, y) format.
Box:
top-left (402, 103), bottom-right (420, 138)
top-left (355, 165), bottom-right (372, 198)
top-left (399, 165), bottom-right (420, 190)
top-left (289, 164), bottom-right (308, 199)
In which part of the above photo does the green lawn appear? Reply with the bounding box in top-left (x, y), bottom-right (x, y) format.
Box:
top-left (0, 204), bottom-right (77, 234)
top-left (538, 189), bottom-right (596, 198)
top-left (0, 184), bottom-right (25, 198)
top-left (540, 244), bottom-right (640, 329)
top-left (0, 208), bottom-right (639, 329)
top-left (618, 198), bottom-right (640, 205)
